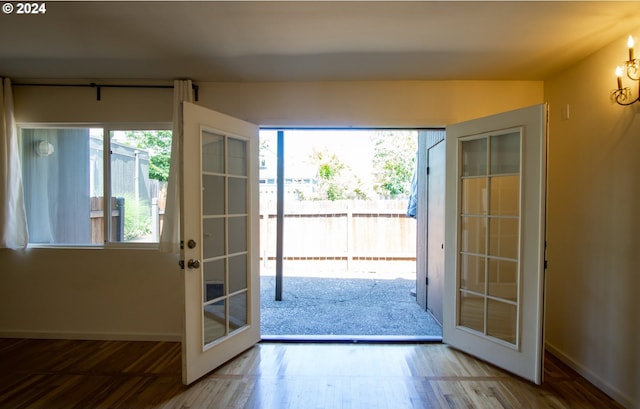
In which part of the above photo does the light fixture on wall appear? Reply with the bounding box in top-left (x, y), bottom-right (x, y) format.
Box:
top-left (36, 140), bottom-right (54, 157)
top-left (612, 35), bottom-right (640, 105)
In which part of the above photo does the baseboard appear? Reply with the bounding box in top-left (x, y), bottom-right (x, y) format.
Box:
top-left (0, 330), bottom-right (181, 342)
top-left (545, 342), bottom-right (636, 409)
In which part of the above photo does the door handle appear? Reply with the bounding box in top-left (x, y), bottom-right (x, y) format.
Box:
top-left (187, 259), bottom-right (201, 269)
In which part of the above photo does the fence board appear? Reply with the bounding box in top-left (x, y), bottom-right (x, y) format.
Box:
top-left (260, 199), bottom-right (416, 273)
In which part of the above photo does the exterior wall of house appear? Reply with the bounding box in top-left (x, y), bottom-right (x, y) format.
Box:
top-left (544, 30), bottom-right (640, 409)
top-left (1, 80), bottom-right (542, 341)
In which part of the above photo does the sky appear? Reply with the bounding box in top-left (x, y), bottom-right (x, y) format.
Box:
top-left (259, 129), bottom-right (378, 178)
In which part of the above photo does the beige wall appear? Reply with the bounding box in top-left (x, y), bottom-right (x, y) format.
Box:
top-left (2, 82), bottom-right (542, 341)
top-left (544, 31), bottom-right (640, 409)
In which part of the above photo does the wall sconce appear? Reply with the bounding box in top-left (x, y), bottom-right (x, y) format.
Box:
top-left (36, 140), bottom-right (54, 157)
top-left (612, 35), bottom-right (640, 105)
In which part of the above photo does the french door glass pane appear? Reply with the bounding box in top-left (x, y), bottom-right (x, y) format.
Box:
top-left (228, 138), bottom-right (247, 176)
top-left (203, 259), bottom-right (225, 303)
top-left (460, 216), bottom-right (487, 254)
top-left (201, 130), bottom-right (250, 348)
top-left (204, 302), bottom-right (226, 344)
top-left (461, 138), bottom-right (487, 177)
top-left (202, 131), bottom-right (224, 174)
top-left (202, 175), bottom-right (225, 215)
top-left (461, 178), bottom-right (487, 215)
top-left (487, 299), bottom-right (517, 344)
top-left (229, 254), bottom-right (248, 293)
top-left (488, 218), bottom-right (519, 259)
top-left (458, 131), bottom-right (521, 346)
top-left (202, 218), bottom-right (225, 259)
top-left (488, 259), bottom-right (518, 301)
top-left (490, 132), bottom-right (520, 174)
top-left (228, 178), bottom-right (247, 214)
top-left (228, 216), bottom-right (247, 254)
top-left (459, 292), bottom-right (484, 333)
top-left (460, 254), bottom-right (485, 293)
top-left (229, 292), bottom-right (248, 331)
top-left (490, 176), bottom-right (519, 216)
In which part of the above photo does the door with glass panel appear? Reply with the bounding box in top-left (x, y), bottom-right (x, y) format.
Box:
top-left (443, 104), bottom-right (547, 384)
top-left (181, 101), bottom-right (259, 385)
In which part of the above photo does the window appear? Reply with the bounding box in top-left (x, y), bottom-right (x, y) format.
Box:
top-left (20, 125), bottom-right (172, 246)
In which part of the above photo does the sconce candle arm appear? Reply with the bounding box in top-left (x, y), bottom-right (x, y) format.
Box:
top-left (613, 36), bottom-right (640, 106)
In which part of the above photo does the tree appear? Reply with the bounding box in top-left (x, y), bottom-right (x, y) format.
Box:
top-left (370, 130), bottom-right (417, 199)
top-left (308, 147), bottom-right (369, 201)
top-left (124, 130), bottom-right (172, 181)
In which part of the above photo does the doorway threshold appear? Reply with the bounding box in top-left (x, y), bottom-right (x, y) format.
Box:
top-left (261, 334), bottom-right (442, 343)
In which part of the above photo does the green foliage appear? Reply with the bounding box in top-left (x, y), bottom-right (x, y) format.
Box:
top-left (309, 148), bottom-right (369, 201)
top-left (124, 130), bottom-right (172, 181)
top-left (370, 131), bottom-right (417, 199)
top-left (121, 194), bottom-right (151, 241)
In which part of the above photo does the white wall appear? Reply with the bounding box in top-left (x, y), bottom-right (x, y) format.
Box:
top-left (1, 80), bottom-right (542, 341)
top-left (544, 31), bottom-right (640, 409)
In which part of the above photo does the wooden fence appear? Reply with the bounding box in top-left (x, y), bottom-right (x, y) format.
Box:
top-left (90, 196), bottom-right (164, 243)
top-left (259, 199), bottom-right (417, 273)
top-left (90, 197), bottom-right (124, 244)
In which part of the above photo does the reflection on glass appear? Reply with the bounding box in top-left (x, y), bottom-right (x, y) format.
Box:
top-left (462, 138), bottom-right (487, 177)
top-left (490, 132), bottom-right (520, 175)
top-left (462, 178), bottom-right (487, 215)
top-left (459, 292), bottom-right (484, 333)
top-left (489, 218), bottom-right (519, 259)
top-left (228, 216), bottom-right (247, 254)
top-left (202, 218), bottom-right (225, 259)
top-left (203, 259), bottom-right (225, 302)
top-left (203, 301), bottom-right (226, 344)
top-left (228, 138), bottom-right (247, 176)
top-left (487, 299), bottom-right (517, 344)
top-left (202, 175), bottom-right (225, 216)
top-left (490, 176), bottom-right (519, 216)
top-left (488, 259), bottom-right (518, 301)
top-left (229, 292), bottom-right (247, 331)
top-left (202, 131), bottom-right (224, 174)
top-left (460, 216), bottom-right (486, 254)
top-left (460, 254), bottom-right (485, 294)
top-left (229, 254), bottom-right (247, 293)
top-left (228, 178), bottom-right (247, 214)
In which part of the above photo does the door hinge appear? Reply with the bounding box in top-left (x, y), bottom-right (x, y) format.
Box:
top-left (178, 260), bottom-right (185, 269)
top-left (426, 276), bottom-right (429, 286)
top-left (427, 166), bottom-right (430, 175)
top-left (544, 260), bottom-right (548, 270)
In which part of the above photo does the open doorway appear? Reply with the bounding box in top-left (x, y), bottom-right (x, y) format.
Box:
top-left (259, 129), bottom-right (442, 340)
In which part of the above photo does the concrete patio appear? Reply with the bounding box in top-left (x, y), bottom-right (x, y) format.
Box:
top-left (260, 271), bottom-right (442, 341)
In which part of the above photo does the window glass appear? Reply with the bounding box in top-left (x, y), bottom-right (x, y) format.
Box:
top-left (109, 130), bottom-right (171, 243)
top-left (20, 126), bottom-right (171, 246)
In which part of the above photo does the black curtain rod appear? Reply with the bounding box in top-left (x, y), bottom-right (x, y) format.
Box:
top-left (13, 82), bottom-right (199, 101)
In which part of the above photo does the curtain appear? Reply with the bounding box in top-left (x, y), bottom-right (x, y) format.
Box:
top-left (159, 80), bottom-right (193, 253)
top-left (0, 78), bottom-right (28, 249)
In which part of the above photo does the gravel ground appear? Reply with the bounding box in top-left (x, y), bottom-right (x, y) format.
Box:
top-left (260, 272), bottom-right (442, 339)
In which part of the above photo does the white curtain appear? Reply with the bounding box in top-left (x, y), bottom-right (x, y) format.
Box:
top-left (159, 80), bottom-right (194, 253)
top-left (0, 78), bottom-right (28, 249)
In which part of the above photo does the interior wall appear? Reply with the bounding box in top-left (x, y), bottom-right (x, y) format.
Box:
top-left (1, 79), bottom-right (542, 341)
top-left (544, 31), bottom-right (640, 409)
top-left (197, 80), bottom-right (543, 127)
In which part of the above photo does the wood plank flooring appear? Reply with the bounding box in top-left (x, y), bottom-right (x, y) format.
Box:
top-left (0, 338), bottom-right (624, 409)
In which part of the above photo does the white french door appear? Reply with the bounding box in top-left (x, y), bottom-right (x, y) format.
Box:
top-left (443, 104), bottom-right (547, 384)
top-left (180, 101), bottom-right (260, 385)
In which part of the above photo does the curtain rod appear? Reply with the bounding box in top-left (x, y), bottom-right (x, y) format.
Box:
top-left (13, 82), bottom-right (199, 102)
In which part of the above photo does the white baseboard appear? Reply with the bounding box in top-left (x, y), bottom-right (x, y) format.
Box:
top-left (0, 330), bottom-right (181, 342)
top-left (545, 342), bottom-right (636, 409)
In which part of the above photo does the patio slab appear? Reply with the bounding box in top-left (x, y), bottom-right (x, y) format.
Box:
top-left (260, 271), bottom-right (442, 340)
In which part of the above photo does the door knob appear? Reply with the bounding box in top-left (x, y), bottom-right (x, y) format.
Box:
top-left (187, 259), bottom-right (201, 269)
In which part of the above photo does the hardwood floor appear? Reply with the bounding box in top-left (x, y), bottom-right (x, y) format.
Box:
top-left (0, 338), bottom-right (624, 409)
